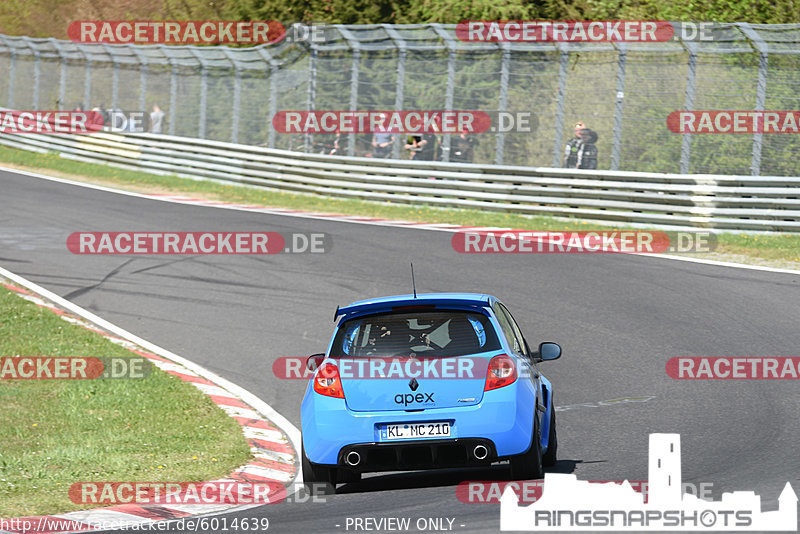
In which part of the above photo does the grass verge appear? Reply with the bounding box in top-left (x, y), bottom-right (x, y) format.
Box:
top-left (0, 144), bottom-right (798, 268)
top-left (0, 285), bottom-right (252, 517)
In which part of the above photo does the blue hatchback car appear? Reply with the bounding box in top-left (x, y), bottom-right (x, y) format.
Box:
top-left (300, 293), bottom-right (561, 490)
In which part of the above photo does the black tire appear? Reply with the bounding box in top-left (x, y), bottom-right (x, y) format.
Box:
top-left (509, 412), bottom-right (543, 480)
top-left (542, 407), bottom-right (558, 467)
top-left (301, 443), bottom-right (337, 495)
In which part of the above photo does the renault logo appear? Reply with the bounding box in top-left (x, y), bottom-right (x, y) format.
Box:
top-left (409, 378), bottom-right (419, 391)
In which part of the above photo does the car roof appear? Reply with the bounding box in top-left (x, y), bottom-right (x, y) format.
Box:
top-left (335, 292), bottom-right (496, 321)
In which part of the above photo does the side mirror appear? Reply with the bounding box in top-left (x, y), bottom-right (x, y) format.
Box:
top-left (306, 353), bottom-right (325, 371)
top-left (538, 342), bottom-right (562, 361)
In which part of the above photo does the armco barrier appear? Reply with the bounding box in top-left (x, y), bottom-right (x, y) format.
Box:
top-left (1, 129), bottom-right (799, 232)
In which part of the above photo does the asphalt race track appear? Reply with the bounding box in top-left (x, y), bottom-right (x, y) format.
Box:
top-left (2, 169), bottom-right (799, 533)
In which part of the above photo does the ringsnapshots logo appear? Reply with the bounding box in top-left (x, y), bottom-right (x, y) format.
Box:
top-left (500, 433), bottom-right (798, 531)
top-left (68, 21), bottom-right (285, 45)
top-left (66, 232), bottom-right (331, 255)
top-left (0, 356), bottom-right (151, 380)
top-left (452, 231), bottom-right (716, 254)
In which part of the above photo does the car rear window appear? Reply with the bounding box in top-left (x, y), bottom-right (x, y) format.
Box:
top-left (330, 310), bottom-right (500, 358)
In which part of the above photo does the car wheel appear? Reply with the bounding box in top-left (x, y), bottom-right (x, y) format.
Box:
top-left (542, 406), bottom-right (558, 467)
top-left (509, 412), bottom-right (544, 480)
top-left (301, 443), bottom-right (337, 494)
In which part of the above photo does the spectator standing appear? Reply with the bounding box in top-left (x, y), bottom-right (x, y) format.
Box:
top-left (404, 133), bottom-right (437, 161)
top-left (451, 129), bottom-right (477, 163)
top-left (416, 132), bottom-right (437, 161)
top-left (563, 121), bottom-right (585, 168)
top-left (330, 130), bottom-right (346, 155)
top-left (404, 135), bottom-right (422, 159)
top-left (371, 113), bottom-right (394, 158)
top-left (150, 104), bottom-right (165, 134)
top-left (576, 128), bottom-right (599, 169)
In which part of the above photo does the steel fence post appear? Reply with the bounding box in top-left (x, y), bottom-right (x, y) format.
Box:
top-left (495, 42), bottom-right (510, 165)
top-left (101, 44), bottom-right (119, 111)
top-left (128, 44), bottom-right (148, 122)
top-left (383, 25), bottom-right (407, 160)
top-left (158, 45), bottom-right (179, 136)
top-left (552, 43), bottom-right (569, 168)
top-left (222, 48), bottom-right (242, 144)
top-left (680, 39), bottom-right (698, 174)
top-left (21, 37), bottom-right (41, 110)
top-left (432, 25), bottom-right (456, 162)
top-left (306, 38), bottom-right (318, 153)
top-left (0, 36), bottom-right (15, 108)
top-left (52, 39), bottom-right (67, 111)
top-left (256, 47), bottom-right (279, 148)
top-left (188, 47), bottom-right (208, 139)
top-left (337, 26), bottom-right (361, 157)
top-left (610, 42), bottom-right (627, 170)
top-left (740, 23), bottom-right (769, 177)
top-left (76, 44), bottom-right (93, 111)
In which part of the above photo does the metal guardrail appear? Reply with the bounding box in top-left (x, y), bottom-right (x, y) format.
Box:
top-left (1, 130), bottom-right (799, 232)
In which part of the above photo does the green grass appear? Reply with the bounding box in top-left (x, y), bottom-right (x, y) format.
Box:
top-left (0, 287), bottom-right (252, 517)
top-left (0, 144), bottom-right (798, 267)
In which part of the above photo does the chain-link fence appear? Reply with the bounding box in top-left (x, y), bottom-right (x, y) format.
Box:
top-left (0, 23), bottom-right (799, 176)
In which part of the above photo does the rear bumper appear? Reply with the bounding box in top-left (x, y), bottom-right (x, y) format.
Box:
top-left (337, 438), bottom-right (497, 472)
top-left (301, 381), bottom-right (538, 466)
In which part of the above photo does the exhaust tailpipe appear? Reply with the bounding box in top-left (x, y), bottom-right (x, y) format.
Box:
top-left (345, 451), bottom-right (361, 466)
top-left (473, 445), bottom-right (488, 460)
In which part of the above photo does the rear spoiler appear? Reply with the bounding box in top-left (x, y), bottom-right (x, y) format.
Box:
top-left (334, 296), bottom-right (492, 322)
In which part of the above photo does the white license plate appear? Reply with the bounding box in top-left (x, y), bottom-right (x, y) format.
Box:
top-left (382, 422), bottom-right (451, 440)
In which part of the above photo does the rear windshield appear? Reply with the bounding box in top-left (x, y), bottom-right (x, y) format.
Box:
top-left (330, 310), bottom-right (500, 358)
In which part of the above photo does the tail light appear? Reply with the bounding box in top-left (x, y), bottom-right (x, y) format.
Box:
top-left (313, 363), bottom-right (345, 398)
top-left (484, 354), bottom-right (517, 391)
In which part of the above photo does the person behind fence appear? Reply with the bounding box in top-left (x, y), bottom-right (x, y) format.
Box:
top-left (404, 133), bottom-right (437, 161)
top-left (450, 129), bottom-right (477, 163)
top-left (563, 121), bottom-right (586, 168)
top-left (149, 104), bottom-right (165, 134)
top-left (330, 130), bottom-right (347, 155)
top-left (372, 113), bottom-right (394, 158)
top-left (576, 127), bottom-right (598, 169)
top-left (404, 135), bottom-right (422, 159)
top-left (371, 113), bottom-right (394, 158)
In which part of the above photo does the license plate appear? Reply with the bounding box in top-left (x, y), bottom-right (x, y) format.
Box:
top-left (381, 422), bottom-right (451, 440)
